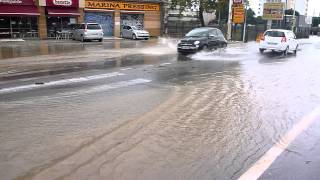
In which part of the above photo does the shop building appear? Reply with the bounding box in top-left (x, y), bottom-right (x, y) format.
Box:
top-left (0, 0), bottom-right (40, 39)
top-left (84, 0), bottom-right (161, 37)
top-left (37, 0), bottom-right (84, 39)
top-left (1, 0), bottom-right (162, 39)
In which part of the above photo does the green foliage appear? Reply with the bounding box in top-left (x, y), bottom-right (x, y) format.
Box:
top-left (215, 0), bottom-right (229, 22)
top-left (312, 17), bottom-right (320, 27)
top-left (256, 16), bottom-right (265, 24)
top-left (170, 0), bottom-right (217, 26)
top-left (170, 0), bottom-right (217, 13)
top-left (246, 8), bottom-right (256, 24)
top-left (285, 9), bottom-right (300, 16)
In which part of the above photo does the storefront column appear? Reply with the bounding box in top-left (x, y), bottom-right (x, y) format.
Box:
top-left (144, 10), bottom-right (161, 37)
top-left (114, 10), bottom-right (120, 37)
top-left (38, 6), bottom-right (47, 39)
top-left (77, 8), bottom-right (84, 23)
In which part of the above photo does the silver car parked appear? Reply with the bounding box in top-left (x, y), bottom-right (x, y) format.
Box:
top-left (121, 25), bottom-right (150, 40)
top-left (72, 23), bottom-right (104, 42)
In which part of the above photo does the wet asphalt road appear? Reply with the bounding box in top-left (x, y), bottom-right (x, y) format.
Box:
top-left (1, 37), bottom-right (320, 180)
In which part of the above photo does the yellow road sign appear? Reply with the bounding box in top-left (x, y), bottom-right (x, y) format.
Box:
top-left (233, 4), bottom-right (244, 23)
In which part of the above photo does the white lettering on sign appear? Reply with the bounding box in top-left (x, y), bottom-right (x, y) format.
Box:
top-left (233, 0), bottom-right (242, 4)
top-left (53, 0), bottom-right (72, 6)
top-left (0, 0), bottom-right (23, 4)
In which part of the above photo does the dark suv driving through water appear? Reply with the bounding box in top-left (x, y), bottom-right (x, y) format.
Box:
top-left (177, 27), bottom-right (227, 54)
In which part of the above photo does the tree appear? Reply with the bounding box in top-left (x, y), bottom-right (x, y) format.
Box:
top-left (246, 8), bottom-right (256, 25)
top-left (285, 9), bottom-right (300, 16)
top-left (255, 16), bottom-right (265, 24)
top-left (170, 0), bottom-right (217, 26)
top-left (215, 0), bottom-right (229, 23)
top-left (312, 17), bottom-right (320, 27)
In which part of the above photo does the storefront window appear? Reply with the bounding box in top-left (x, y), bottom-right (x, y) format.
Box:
top-left (46, 17), bottom-right (77, 38)
top-left (0, 17), bottom-right (11, 38)
top-left (0, 16), bottom-right (38, 39)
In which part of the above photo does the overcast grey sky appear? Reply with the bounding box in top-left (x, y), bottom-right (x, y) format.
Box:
top-left (307, 0), bottom-right (320, 16)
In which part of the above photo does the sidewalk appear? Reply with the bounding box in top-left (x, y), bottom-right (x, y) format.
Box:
top-left (0, 37), bottom-right (121, 42)
top-left (0, 39), bottom-right (25, 42)
top-left (259, 116), bottom-right (320, 180)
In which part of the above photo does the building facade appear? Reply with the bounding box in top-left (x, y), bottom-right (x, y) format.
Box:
top-left (249, 0), bottom-right (264, 16)
top-left (84, 0), bottom-right (161, 37)
top-left (0, 0), bottom-right (163, 39)
top-left (0, 0), bottom-right (40, 38)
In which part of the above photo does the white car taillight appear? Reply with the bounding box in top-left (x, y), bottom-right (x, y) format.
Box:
top-left (281, 37), bottom-right (287, 43)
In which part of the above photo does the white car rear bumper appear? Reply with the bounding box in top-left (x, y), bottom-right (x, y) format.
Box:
top-left (84, 34), bottom-right (103, 40)
top-left (259, 42), bottom-right (288, 52)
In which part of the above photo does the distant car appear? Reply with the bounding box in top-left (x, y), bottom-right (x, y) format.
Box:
top-left (259, 29), bottom-right (298, 55)
top-left (177, 27), bottom-right (227, 54)
top-left (72, 23), bottom-right (104, 42)
top-left (121, 25), bottom-right (150, 40)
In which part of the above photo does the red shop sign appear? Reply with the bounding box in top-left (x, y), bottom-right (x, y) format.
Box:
top-left (46, 0), bottom-right (78, 7)
top-left (0, 0), bottom-right (35, 5)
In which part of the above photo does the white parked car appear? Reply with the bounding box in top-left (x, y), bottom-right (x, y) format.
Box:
top-left (121, 25), bottom-right (150, 40)
top-left (72, 23), bottom-right (104, 42)
top-left (259, 29), bottom-right (298, 55)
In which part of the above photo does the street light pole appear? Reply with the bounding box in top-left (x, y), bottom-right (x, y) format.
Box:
top-left (227, 0), bottom-right (233, 40)
top-left (292, 0), bottom-right (296, 32)
top-left (242, 2), bottom-right (247, 42)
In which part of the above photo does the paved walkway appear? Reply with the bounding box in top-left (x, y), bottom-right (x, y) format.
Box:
top-left (259, 115), bottom-right (320, 180)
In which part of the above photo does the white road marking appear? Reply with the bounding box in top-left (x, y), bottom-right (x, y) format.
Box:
top-left (238, 107), bottom-right (320, 180)
top-left (120, 68), bottom-right (133, 71)
top-left (159, 63), bottom-right (172, 66)
top-left (68, 78), bottom-right (151, 95)
top-left (0, 72), bottom-right (125, 94)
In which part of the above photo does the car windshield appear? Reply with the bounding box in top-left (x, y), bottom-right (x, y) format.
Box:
top-left (131, 26), bottom-right (139, 30)
top-left (264, 31), bottom-right (285, 37)
top-left (185, 29), bottom-right (209, 37)
top-left (87, 24), bottom-right (101, 30)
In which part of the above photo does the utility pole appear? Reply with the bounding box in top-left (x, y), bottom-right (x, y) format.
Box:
top-left (292, 0), bottom-right (296, 32)
top-left (227, 0), bottom-right (233, 40)
top-left (242, 1), bottom-right (247, 42)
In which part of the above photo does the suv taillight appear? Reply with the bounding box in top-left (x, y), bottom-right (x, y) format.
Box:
top-left (281, 37), bottom-right (287, 43)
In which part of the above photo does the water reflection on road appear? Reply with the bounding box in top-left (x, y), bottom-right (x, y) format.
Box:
top-left (0, 39), bottom-right (161, 59)
top-left (1, 37), bottom-right (320, 180)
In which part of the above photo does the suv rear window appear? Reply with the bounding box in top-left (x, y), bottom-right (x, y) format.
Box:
top-left (264, 31), bottom-right (285, 37)
top-left (87, 24), bottom-right (101, 30)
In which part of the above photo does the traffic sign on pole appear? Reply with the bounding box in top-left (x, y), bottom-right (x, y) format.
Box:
top-left (233, 4), bottom-right (244, 23)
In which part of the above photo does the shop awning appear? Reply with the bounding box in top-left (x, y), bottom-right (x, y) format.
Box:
top-left (46, 7), bottom-right (80, 17)
top-left (0, 5), bottom-right (40, 16)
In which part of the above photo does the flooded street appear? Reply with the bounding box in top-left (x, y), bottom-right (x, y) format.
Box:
top-left (1, 37), bottom-right (320, 180)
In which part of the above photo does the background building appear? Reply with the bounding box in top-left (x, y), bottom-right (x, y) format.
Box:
top-left (0, 0), bottom-right (164, 39)
top-left (249, 0), bottom-right (264, 16)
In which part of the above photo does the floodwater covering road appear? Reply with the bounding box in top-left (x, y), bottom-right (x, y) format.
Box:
top-left (1, 37), bottom-right (320, 180)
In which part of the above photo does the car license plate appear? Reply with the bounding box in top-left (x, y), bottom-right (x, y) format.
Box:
top-left (182, 46), bottom-right (191, 49)
top-left (268, 42), bottom-right (277, 45)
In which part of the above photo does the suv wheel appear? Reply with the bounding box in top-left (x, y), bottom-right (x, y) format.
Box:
top-left (283, 46), bottom-right (289, 56)
top-left (293, 45), bottom-right (298, 55)
top-left (259, 48), bottom-right (264, 54)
